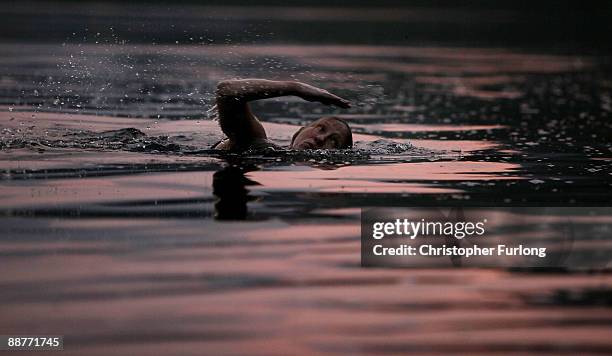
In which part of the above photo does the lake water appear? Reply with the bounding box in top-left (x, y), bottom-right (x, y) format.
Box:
top-left (1, 3), bottom-right (611, 355)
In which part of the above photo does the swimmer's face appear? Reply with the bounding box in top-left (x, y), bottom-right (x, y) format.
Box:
top-left (290, 117), bottom-right (352, 150)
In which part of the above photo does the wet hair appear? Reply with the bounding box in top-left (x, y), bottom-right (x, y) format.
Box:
top-left (291, 117), bottom-right (353, 148)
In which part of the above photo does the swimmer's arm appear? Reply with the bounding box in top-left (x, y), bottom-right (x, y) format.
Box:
top-left (215, 79), bottom-right (350, 145)
top-left (217, 79), bottom-right (350, 107)
top-left (215, 80), bottom-right (275, 144)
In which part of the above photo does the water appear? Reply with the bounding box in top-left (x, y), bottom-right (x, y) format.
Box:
top-left (1, 2), bottom-right (612, 355)
top-left (2, 43), bottom-right (610, 204)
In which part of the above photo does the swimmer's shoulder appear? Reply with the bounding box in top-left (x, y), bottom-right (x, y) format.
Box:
top-left (211, 138), bottom-right (232, 150)
top-left (248, 139), bottom-right (283, 151)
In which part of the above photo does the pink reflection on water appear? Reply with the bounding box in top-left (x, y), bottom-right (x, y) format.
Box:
top-left (415, 75), bottom-right (524, 86)
top-left (248, 161), bottom-right (521, 193)
top-left (416, 75), bottom-right (526, 100)
top-left (303, 56), bottom-right (589, 75)
top-left (352, 123), bottom-right (507, 133)
top-left (0, 172), bottom-right (215, 208)
top-left (193, 45), bottom-right (590, 66)
top-left (410, 139), bottom-right (500, 152)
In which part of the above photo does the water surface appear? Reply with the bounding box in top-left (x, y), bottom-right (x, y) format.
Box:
top-left (1, 5), bottom-right (612, 355)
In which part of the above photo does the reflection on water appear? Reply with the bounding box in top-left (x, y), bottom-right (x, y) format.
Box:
top-left (213, 164), bottom-right (260, 220)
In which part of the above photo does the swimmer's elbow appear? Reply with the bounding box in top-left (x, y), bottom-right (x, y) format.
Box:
top-left (216, 80), bottom-right (240, 99)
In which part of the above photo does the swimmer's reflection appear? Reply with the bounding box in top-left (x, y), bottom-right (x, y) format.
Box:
top-left (212, 165), bottom-right (260, 220)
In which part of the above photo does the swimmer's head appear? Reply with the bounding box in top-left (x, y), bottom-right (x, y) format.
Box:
top-left (290, 116), bottom-right (353, 150)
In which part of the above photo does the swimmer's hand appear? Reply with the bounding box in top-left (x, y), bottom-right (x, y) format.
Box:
top-left (294, 82), bottom-right (351, 108)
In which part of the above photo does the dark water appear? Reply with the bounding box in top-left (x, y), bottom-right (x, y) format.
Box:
top-left (1, 2), bottom-right (612, 355)
top-left (2, 43), bottom-right (610, 205)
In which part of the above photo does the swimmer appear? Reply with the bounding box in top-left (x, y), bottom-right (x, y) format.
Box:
top-left (212, 79), bottom-right (352, 151)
